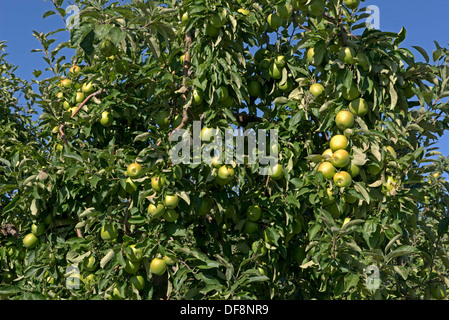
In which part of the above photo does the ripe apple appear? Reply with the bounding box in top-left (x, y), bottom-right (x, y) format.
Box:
top-left (82, 82), bottom-right (94, 94)
top-left (330, 134), bottom-right (348, 151)
top-left (334, 171), bottom-right (352, 187)
top-left (348, 162), bottom-right (360, 177)
top-left (307, 47), bottom-right (323, 66)
top-left (164, 194), bottom-right (179, 209)
top-left (70, 65), bottom-right (81, 74)
top-left (344, 0), bottom-right (360, 10)
top-left (338, 47), bottom-right (356, 64)
top-left (130, 275), bottom-right (145, 290)
top-left (125, 177), bottom-right (138, 194)
top-left (318, 161), bottom-right (336, 179)
top-left (181, 12), bottom-right (189, 24)
top-left (331, 149), bottom-right (350, 168)
top-left (23, 233), bottom-right (39, 248)
top-left (274, 55), bottom-right (286, 68)
top-left (150, 257), bottom-right (167, 275)
top-left (100, 111), bottom-right (113, 127)
top-left (100, 224), bottom-right (118, 241)
top-left (248, 80), bottom-right (262, 97)
top-left (269, 163), bottom-right (284, 180)
top-left (83, 255), bottom-right (97, 271)
top-left (269, 62), bottom-right (282, 80)
top-left (156, 110), bottom-right (170, 129)
top-left (126, 244), bottom-right (144, 262)
top-left (148, 202), bottom-right (165, 219)
top-left (324, 187), bottom-right (336, 204)
top-left (218, 165), bottom-right (235, 181)
top-left (31, 222), bottom-right (46, 237)
top-left (322, 148), bottom-right (333, 159)
top-left (267, 13), bottom-right (282, 30)
top-left (246, 205), bottom-right (262, 222)
top-left (60, 79), bottom-right (72, 88)
top-left (335, 110), bottom-right (354, 130)
top-left (151, 176), bottom-right (164, 192)
top-left (310, 83), bottom-right (324, 98)
top-left (349, 97), bottom-right (368, 116)
top-left (192, 89), bottom-right (204, 105)
top-left (342, 82), bottom-right (360, 101)
top-left (126, 163), bottom-right (142, 179)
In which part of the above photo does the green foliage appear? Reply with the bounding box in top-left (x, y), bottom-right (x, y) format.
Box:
top-left (1, 0), bottom-right (449, 300)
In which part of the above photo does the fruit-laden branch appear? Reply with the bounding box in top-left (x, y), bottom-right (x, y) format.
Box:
top-left (322, 13), bottom-right (359, 46)
top-left (58, 88), bottom-right (106, 148)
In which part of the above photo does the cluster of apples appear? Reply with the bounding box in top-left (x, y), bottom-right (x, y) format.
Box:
top-left (317, 110), bottom-right (360, 189)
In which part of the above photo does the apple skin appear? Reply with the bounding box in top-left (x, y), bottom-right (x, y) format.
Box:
top-left (318, 162), bottom-right (336, 179)
top-left (147, 202), bottom-right (165, 219)
top-left (349, 98), bottom-right (369, 116)
top-left (348, 162), bottom-right (360, 177)
top-left (307, 47), bottom-right (323, 66)
top-left (150, 258), bottom-right (167, 276)
top-left (333, 171), bottom-right (352, 187)
top-left (335, 110), bottom-right (354, 130)
top-left (338, 47), bottom-right (356, 64)
top-left (181, 12), bottom-right (189, 24)
top-left (269, 62), bottom-right (282, 80)
top-left (331, 149), bottom-right (350, 168)
top-left (125, 177), bottom-right (138, 194)
top-left (82, 82), bottom-right (94, 94)
top-left (60, 79), bottom-right (72, 88)
top-left (164, 194), bottom-right (180, 209)
top-left (310, 83), bottom-right (325, 98)
top-left (218, 165), bottom-right (235, 181)
top-left (330, 135), bottom-right (348, 152)
top-left (274, 55), bottom-right (286, 68)
top-left (100, 111), bottom-right (114, 127)
top-left (100, 224), bottom-right (118, 241)
top-left (342, 82), bottom-right (360, 101)
top-left (126, 244), bottom-right (144, 262)
top-left (246, 205), bottom-right (262, 222)
top-left (126, 163), bottom-right (142, 179)
top-left (151, 176), bottom-right (164, 192)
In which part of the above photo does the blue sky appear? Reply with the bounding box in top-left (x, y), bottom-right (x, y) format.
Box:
top-left (1, 0), bottom-right (448, 155)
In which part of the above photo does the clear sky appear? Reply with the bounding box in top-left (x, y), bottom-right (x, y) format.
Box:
top-left (1, 0), bottom-right (448, 155)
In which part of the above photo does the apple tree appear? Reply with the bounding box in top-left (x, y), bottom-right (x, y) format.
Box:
top-left (1, 0), bottom-right (449, 300)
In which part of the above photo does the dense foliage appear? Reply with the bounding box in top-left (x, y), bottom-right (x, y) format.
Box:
top-left (1, 0), bottom-right (449, 300)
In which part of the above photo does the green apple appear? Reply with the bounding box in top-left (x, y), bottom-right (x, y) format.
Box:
top-left (330, 135), bottom-right (348, 151)
top-left (244, 220), bottom-right (259, 234)
top-left (269, 62), bottom-right (283, 80)
top-left (267, 13), bottom-right (282, 30)
top-left (310, 83), bottom-right (324, 98)
top-left (163, 209), bottom-right (179, 222)
top-left (100, 111), bottom-right (114, 127)
top-left (205, 23), bottom-right (220, 38)
top-left (126, 244), bottom-right (144, 262)
top-left (338, 47), bottom-right (356, 64)
top-left (343, 0), bottom-right (360, 10)
top-left (100, 224), bottom-right (118, 241)
top-left (181, 12), bottom-right (189, 24)
top-left (83, 255), bottom-right (97, 271)
top-left (75, 92), bottom-right (85, 103)
top-left (333, 171), bottom-right (352, 187)
top-left (274, 55), bottom-right (286, 68)
top-left (156, 110), bottom-right (170, 129)
top-left (148, 202), bottom-right (165, 219)
top-left (31, 222), bottom-right (46, 237)
top-left (307, 47), bottom-right (323, 66)
top-left (60, 79), bottom-right (72, 88)
top-left (246, 205), bottom-right (262, 222)
top-left (151, 176), bottom-right (164, 192)
top-left (125, 177), bottom-right (138, 194)
top-left (331, 149), bottom-right (350, 168)
top-left (248, 80), bottom-right (262, 97)
top-left (342, 82), bottom-right (360, 101)
top-left (124, 259), bottom-right (141, 274)
top-left (277, 4), bottom-right (292, 20)
top-left (23, 233), bottom-right (39, 249)
top-left (130, 275), bottom-right (145, 290)
top-left (210, 13), bottom-right (225, 28)
top-left (348, 162), bottom-right (360, 177)
top-left (307, 0), bottom-right (325, 16)
top-left (126, 163), bottom-right (142, 179)
top-left (70, 65), bottom-right (81, 74)
top-left (269, 163), bottom-right (284, 180)
top-left (318, 161), bottom-right (336, 179)
top-left (192, 89), bottom-right (204, 105)
top-left (82, 82), bottom-right (94, 94)
top-left (335, 110), bottom-right (354, 130)
top-left (150, 257), bottom-right (167, 275)
top-left (349, 98), bottom-right (368, 116)
top-left (164, 194), bottom-right (179, 209)
top-left (218, 165), bottom-right (235, 181)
